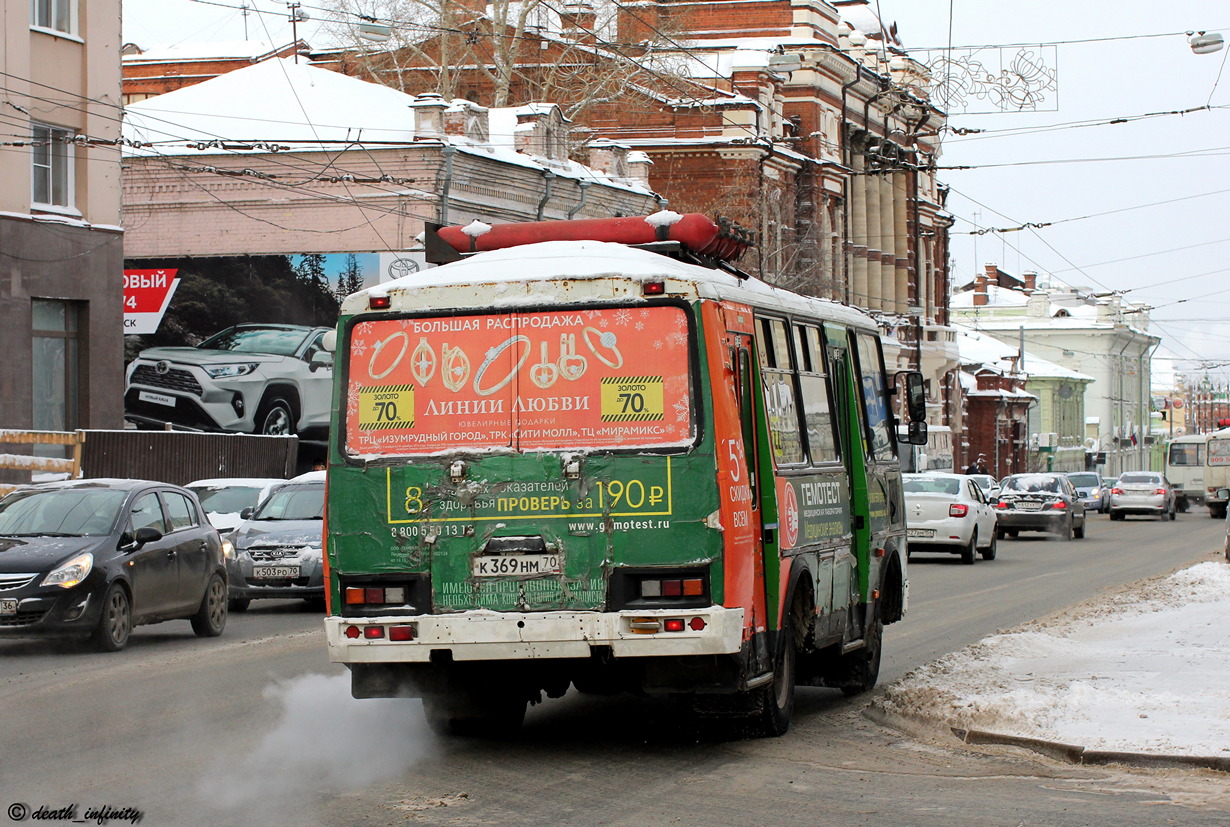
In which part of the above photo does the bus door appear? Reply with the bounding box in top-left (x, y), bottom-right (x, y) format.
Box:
top-left (732, 331), bottom-right (771, 666)
top-left (704, 301), bottom-right (766, 654)
top-left (823, 327), bottom-right (866, 640)
top-left (849, 331), bottom-right (901, 612)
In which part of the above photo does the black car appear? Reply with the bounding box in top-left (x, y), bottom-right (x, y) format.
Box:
top-left (994, 472), bottom-right (1088, 540)
top-left (0, 479), bottom-right (228, 651)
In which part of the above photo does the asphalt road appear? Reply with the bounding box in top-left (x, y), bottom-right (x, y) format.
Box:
top-left (2, 510), bottom-right (1227, 826)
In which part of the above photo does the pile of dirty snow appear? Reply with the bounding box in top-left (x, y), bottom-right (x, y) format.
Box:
top-left (877, 562), bottom-right (1230, 757)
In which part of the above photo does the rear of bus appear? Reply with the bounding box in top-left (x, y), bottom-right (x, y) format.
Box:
top-left (322, 246), bottom-right (749, 730)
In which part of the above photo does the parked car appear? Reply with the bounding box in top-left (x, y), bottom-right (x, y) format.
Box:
top-left (0, 479), bottom-right (227, 651)
top-left (223, 471), bottom-right (325, 611)
top-left (966, 474), bottom-right (1001, 500)
top-left (124, 324), bottom-right (333, 438)
top-left (903, 473), bottom-right (998, 564)
top-left (1108, 472), bottom-right (1177, 521)
top-left (1064, 471), bottom-right (1105, 514)
top-left (186, 477), bottom-right (286, 532)
top-left (994, 473), bottom-right (1087, 540)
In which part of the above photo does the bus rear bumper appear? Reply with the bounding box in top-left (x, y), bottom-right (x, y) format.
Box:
top-left (325, 607), bottom-right (745, 664)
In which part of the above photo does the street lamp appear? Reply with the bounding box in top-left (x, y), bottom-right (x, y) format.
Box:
top-left (1190, 31), bottom-right (1225, 55)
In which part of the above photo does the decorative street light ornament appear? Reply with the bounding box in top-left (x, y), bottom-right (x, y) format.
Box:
top-left (1190, 31), bottom-right (1225, 55)
top-left (358, 22), bottom-right (392, 42)
top-left (916, 46), bottom-right (1058, 114)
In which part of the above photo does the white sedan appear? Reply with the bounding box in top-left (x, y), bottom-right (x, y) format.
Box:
top-left (185, 477), bottom-right (286, 531)
top-left (903, 473), bottom-right (999, 564)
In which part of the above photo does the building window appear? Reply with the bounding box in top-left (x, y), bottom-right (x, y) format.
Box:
top-left (32, 299), bottom-right (80, 431)
top-left (31, 0), bottom-right (75, 34)
top-left (31, 123), bottom-right (74, 208)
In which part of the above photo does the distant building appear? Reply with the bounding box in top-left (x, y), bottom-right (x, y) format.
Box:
top-left (0, 0), bottom-right (124, 442)
top-left (952, 265), bottom-right (1159, 476)
top-left (121, 40), bottom-right (303, 104)
top-left (121, 58), bottom-right (660, 269)
top-left (954, 325), bottom-right (1093, 474)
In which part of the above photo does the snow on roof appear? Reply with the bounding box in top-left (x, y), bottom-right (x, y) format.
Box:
top-left (950, 284), bottom-right (1029, 309)
top-left (123, 40), bottom-right (291, 62)
top-left (954, 324), bottom-right (1023, 375)
top-left (123, 58), bottom-right (419, 153)
top-left (121, 60), bottom-right (653, 194)
top-left (954, 324), bottom-right (1093, 382)
top-left (343, 239), bottom-right (875, 327)
top-left (964, 387), bottom-right (1037, 401)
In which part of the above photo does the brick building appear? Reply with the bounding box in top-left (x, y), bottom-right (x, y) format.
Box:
top-left (312, 0), bottom-right (961, 430)
top-left (958, 356), bottom-right (1035, 480)
top-left (121, 59), bottom-right (660, 263)
top-left (121, 40), bottom-right (303, 104)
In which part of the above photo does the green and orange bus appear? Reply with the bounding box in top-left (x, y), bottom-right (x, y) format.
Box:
top-left (321, 213), bottom-right (926, 736)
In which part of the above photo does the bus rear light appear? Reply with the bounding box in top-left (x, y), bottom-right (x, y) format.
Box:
top-left (389, 625), bottom-right (416, 641)
top-left (642, 577), bottom-right (705, 599)
top-left (949, 504), bottom-right (968, 517)
top-left (688, 616), bottom-right (706, 631)
top-left (369, 294), bottom-right (391, 309)
top-left (629, 618), bottom-right (661, 634)
top-left (345, 625), bottom-right (362, 639)
top-left (345, 586), bottom-right (406, 606)
top-left (663, 618), bottom-right (685, 632)
top-left (643, 281), bottom-right (666, 295)
top-left (363, 626), bottom-right (385, 639)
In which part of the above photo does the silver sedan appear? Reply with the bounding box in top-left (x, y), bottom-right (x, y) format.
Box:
top-left (1108, 472), bottom-right (1177, 521)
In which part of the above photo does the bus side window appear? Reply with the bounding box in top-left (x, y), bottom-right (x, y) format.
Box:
top-left (736, 346), bottom-right (759, 507)
top-left (795, 324), bottom-right (839, 464)
top-left (757, 317), bottom-right (805, 466)
top-left (852, 332), bottom-right (896, 461)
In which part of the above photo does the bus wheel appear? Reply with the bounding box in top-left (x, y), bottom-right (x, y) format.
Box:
top-left (828, 607), bottom-right (882, 697)
top-left (422, 692), bottom-right (526, 737)
top-left (756, 608), bottom-right (797, 737)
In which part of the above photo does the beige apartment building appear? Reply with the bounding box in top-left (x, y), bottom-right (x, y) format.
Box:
top-left (0, 0), bottom-right (124, 438)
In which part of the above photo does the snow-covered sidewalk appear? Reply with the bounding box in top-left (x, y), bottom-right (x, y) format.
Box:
top-left (875, 559), bottom-right (1230, 768)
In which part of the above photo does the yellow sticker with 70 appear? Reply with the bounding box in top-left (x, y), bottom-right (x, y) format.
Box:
top-left (600, 376), bottom-right (664, 422)
top-left (358, 385), bottom-right (415, 430)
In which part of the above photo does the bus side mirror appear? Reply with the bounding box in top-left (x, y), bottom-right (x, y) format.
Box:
top-left (905, 420), bottom-right (928, 445)
top-left (895, 371), bottom-right (926, 422)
